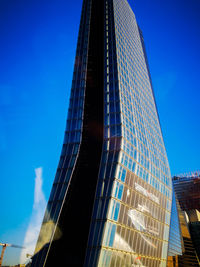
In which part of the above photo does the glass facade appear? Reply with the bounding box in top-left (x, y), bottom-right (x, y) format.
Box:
top-left (32, 0), bottom-right (94, 264)
top-left (85, 1), bottom-right (172, 267)
top-left (170, 174), bottom-right (200, 266)
top-left (167, 189), bottom-right (183, 258)
top-left (32, 0), bottom-right (173, 266)
top-left (169, 200), bottom-right (199, 266)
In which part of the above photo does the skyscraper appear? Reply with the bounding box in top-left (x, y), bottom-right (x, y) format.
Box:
top-left (32, 0), bottom-right (173, 266)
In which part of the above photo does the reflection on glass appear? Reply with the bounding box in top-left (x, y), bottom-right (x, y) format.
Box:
top-left (135, 182), bottom-right (159, 204)
top-left (113, 233), bottom-right (145, 266)
top-left (128, 205), bottom-right (159, 249)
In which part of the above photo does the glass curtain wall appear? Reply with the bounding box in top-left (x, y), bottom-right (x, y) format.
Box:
top-left (32, 0), bottom-right (92, 264)
top-left (85, 1), bottom-right (172, 267)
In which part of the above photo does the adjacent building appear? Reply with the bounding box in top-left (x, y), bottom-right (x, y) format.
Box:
top-left (167, 189), bottom-right (199, 267)
top-left (32, 0), bottom-right (173, 266)
top-left (172, 172), bottom-right (200, 265)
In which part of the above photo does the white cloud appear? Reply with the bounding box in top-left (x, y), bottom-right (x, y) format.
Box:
top-left (34, 168), bottom-right (46, 207)
top-left (20, 167), bottom-right (47, 264)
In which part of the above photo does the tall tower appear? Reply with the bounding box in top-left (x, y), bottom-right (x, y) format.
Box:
top-left (32, 0), bottom-right (173, 266)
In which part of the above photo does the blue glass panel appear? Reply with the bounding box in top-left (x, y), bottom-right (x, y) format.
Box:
top-left (121, 168), bottom-right (126, 182)
top-left (113, 202), bottom-right (120, 221)
top-left (132, 162), bottom-right (136, 172)
top-left (118, 184), bottom-right (123, 200)
top-left (109, 224), bottom-right (116, 247)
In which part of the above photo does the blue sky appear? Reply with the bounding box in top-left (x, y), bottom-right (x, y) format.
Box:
top-left (0, 0), bottom-right (199, 264)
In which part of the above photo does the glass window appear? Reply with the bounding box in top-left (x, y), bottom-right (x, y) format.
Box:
top-left (109, 224), bottom-right (116, 247)
top-left (113, 201), bottom-right (120, 221)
